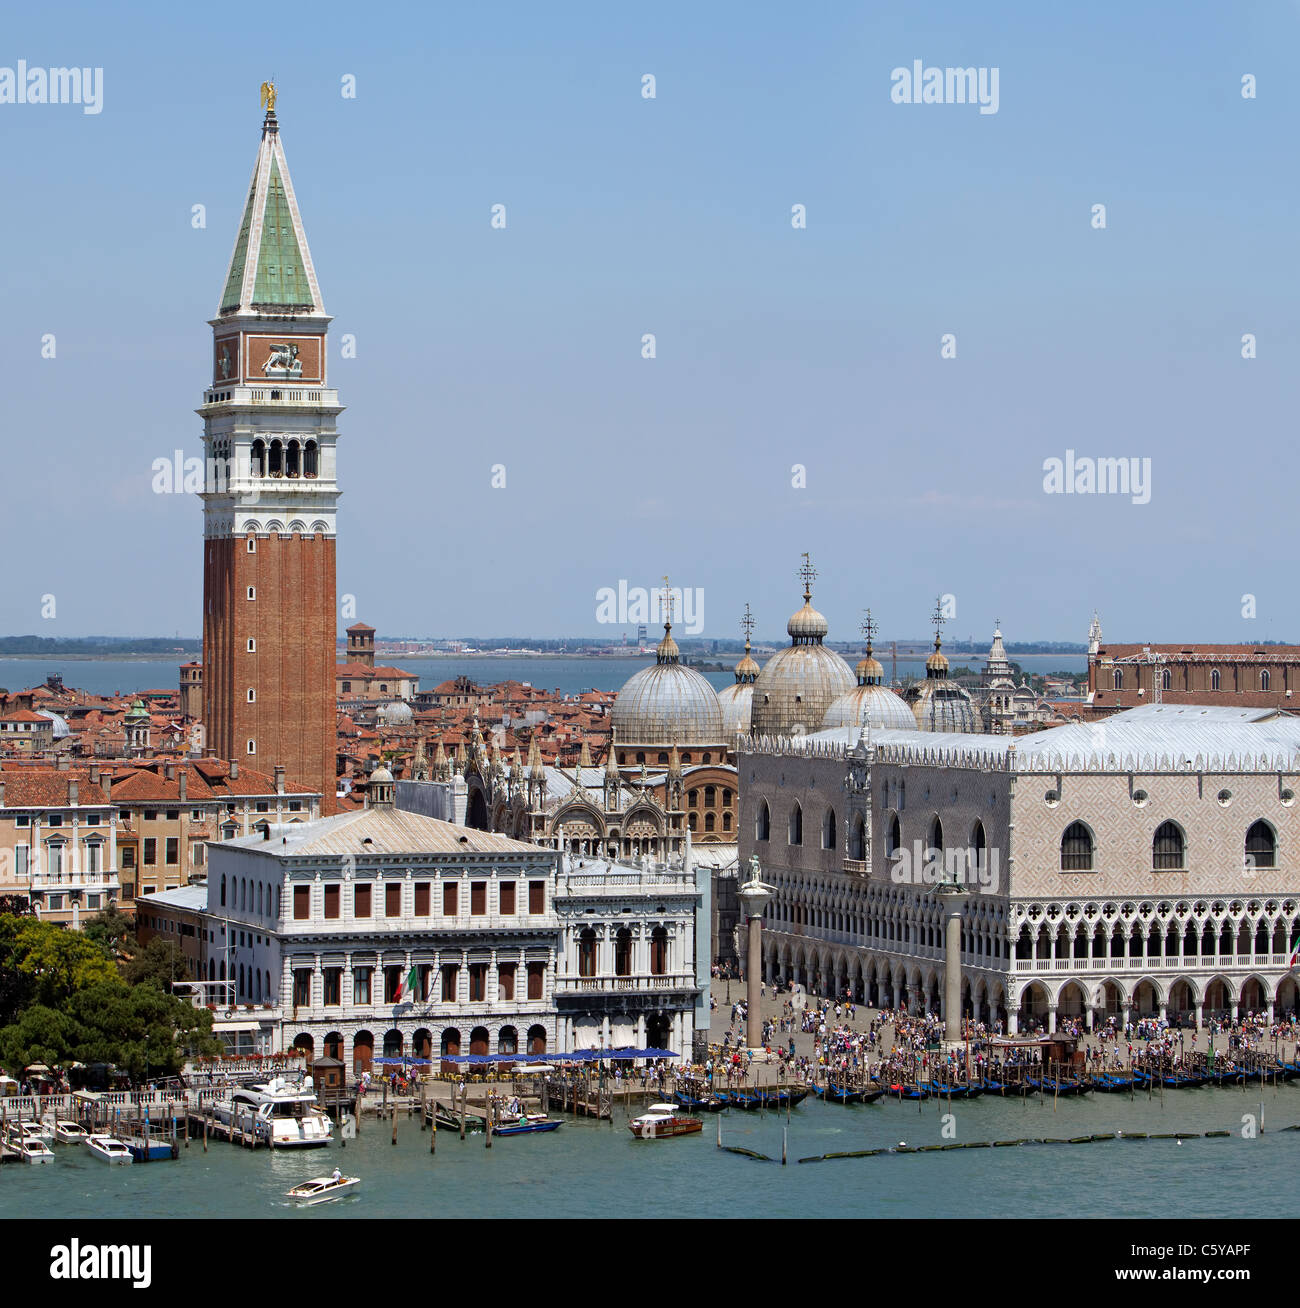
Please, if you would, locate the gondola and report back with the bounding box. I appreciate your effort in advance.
[1090,1073,1136,1093]
[811,1082,862,1104]
[886,1083,930,1101]
[1029,1077,1085,1096]
[673,1091,726,1113]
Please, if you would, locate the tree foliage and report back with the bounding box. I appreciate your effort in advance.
[0,915,221,1081]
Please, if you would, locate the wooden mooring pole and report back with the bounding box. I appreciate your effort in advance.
[459,1083,468,1140]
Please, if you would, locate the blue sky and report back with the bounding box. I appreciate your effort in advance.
[2,0,1296,645]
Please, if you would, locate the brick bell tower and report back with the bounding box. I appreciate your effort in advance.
[199,84,340,814]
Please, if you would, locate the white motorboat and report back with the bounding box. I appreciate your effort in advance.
[53,1121,89,1144]
[628,1103,703,1140]
[85,1134,133,1164]
[212,1074,332,1148]
[9,1133,55,1163]
[285,1174,360,1205]
[12,1118,55,1143]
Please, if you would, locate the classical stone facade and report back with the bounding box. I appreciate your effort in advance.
[741,705,1300,1032]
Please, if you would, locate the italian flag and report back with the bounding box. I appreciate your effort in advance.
[1289,936,1300,970]
[395,965,418,1003]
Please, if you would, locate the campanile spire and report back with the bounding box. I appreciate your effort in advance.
[198,88,341,814]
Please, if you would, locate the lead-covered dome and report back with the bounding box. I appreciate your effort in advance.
[750,564,854,738]
[611,620,725,746]
[822,628,912,731]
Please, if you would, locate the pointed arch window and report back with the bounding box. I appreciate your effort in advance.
[1246,820,1276,869]
[849,814,866,861]
[1261,670,1271,691]
[1113,669,1123,690]
[822,808,837,851]
[971,821,987,874]
[1152,821,1186,871]
[886,814,901,857]
[1211,668,1220,691]
[756,800,770,842]
[788,803,803,846]
[1060,821,1094,871]
[928,816,944,856]
[1161,668,1171,691]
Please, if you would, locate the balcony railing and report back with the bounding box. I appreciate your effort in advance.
[557,973,696,994]
[1014,954,1287,973]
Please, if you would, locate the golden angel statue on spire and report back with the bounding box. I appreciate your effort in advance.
[260,80,277,112]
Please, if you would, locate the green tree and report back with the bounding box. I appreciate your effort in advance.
[0,1004,76,1074]
[82,905,135,959]
[0,916,118,1024]
[122,936,192,993]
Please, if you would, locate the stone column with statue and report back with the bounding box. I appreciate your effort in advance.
[737,855,775,1049]
[937,875,970,1048]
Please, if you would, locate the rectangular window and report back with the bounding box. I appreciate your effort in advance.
[470,881,486,915]
[165,837,178,865]
[419,963,432,1001]
[442,882,458,916]
[385,883,401,917]
[441,965,459,1003]
[469,963,487,1001]
[86,843,102,873]
[86,894,101,910]
[323,967,341,1006]
[143,838,156,865]
[121,846,135,869]
[527,961,545,1000]
[353,883,371,918]
[499,882,516,915]
[413,882,430,916]
[293,885,310,920]
[323,885,340,919]
[353,967,372,1006]
[47,814,63,827]
[528,880,544,914]
[292,969,311,1007]
[47,894,64,911]
[194,844,205,867]
[384,965,402,1003]
[498,963,516,1001]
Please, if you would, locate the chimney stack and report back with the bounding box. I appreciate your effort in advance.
[229,759,239,780]
[89,764,100,785]
[0,779,5,807]
[101,773,111,804]
[178,770,187,802]
[57,755,70,771]
[164,761,174,783]
[274,765,285,796]
[68,779,78,806]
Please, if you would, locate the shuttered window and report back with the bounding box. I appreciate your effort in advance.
[471,881,486,915]
[354,884,371,918]
[499,882,516,915]
[528,880,544,914]
[385,884,401,917]
[414,882,430,916]
[293,886,310,920]
[323,885,340,918]
[443,882,458,916]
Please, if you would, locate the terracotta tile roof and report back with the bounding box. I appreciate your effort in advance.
[0,768,110,806]
[1098,644,1300,660]
[1,710,53,723]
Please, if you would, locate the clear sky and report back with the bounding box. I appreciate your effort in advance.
[2,1,1296,646]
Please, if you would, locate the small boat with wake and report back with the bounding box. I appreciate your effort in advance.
[285,1172,360,1206]
[629,1103,703,1140]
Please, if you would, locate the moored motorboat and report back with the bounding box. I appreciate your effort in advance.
[85,1134,133,1164]
[7,1132,54,1163]
[12,1119,55,1143]
[629,1103,703,1139]
[211,1074,332,1148]
[53,1121,89,1144]
[285,1174,360,1205]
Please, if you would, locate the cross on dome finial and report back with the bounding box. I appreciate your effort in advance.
[799,552,817,602]
[931,595,946,651]
[740,603,755,651]
[660,575,674,631]
[861,608,877,655]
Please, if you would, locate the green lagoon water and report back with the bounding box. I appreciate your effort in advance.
[4,1085,1296,1220]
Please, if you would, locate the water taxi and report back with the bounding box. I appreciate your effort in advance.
[212,1074,332,1148]
[53,1121,89,1144]
[7,1131,54,1163]
[628,1103,703,1139]
[85,1134,133,1164]
[11,1118,55,1143]
[285,1174,360,1206]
